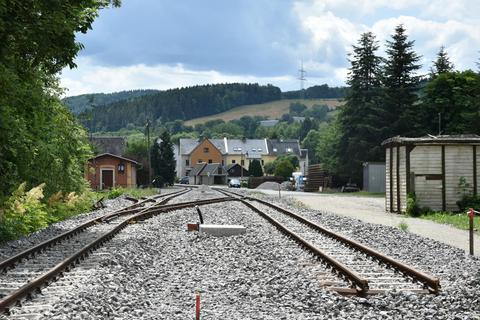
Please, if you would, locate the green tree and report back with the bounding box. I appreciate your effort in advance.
[263,162,276,175]
[337,31,385,182]
[430,46,454,77]
[383,24,422,137]
[419,71,480,135]
[248,159,263,177]
[301,129,321,164]
[0,1,120,202]
[315,119,342,175]
[289,102,307,115]
[299,117,314,141]
[274,160,294,180]
[151,131,176,187]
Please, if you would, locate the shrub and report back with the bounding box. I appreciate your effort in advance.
[406,193,421,217]
[106,187,126,199]
[398,220,409,231]
[274,160,295,180]
[457,195,480,212]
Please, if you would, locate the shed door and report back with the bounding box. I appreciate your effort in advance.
[102,170,114,190]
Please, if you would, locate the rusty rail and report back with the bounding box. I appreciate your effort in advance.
[0,194,232,313]
[216,188,440,294]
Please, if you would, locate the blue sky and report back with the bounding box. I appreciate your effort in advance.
[60,0,480,96]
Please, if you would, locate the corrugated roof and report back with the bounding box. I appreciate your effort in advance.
[382,134,480,146]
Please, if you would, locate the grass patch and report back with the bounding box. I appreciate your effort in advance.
[418,212,480,233]
[315,190,385,198]
[184,99,344,126]
[398,220,409,231]
[96,187,159,200]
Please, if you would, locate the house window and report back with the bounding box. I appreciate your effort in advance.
[186,159,190,166]
[252,148,256,152]
[258,148,262,152]
[286,148,293,153]
[273,148,278,152]
[232,160,236,164]
[203,147,209,153]
[241,160,245,166]
[198,159,203,163]
[208,159,212,163]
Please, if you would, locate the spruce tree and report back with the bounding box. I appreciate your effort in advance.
[151,131,176,187]
[337,31,384,183]
[383,24,422,137]
[248,159,263,177]
[431,46,454,77]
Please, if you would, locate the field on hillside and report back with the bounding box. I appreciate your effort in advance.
[184,98,344,126]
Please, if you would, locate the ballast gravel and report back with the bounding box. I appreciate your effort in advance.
[3,188,480,319]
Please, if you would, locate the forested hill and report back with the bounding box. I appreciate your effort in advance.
[68,83,346,132]
[63,89,159,114]
[78,83,282,132]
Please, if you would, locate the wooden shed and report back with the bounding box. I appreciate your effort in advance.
[85,153,139,190]
[382,135,480,213]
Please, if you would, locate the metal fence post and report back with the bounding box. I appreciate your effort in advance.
[468,208,475,255]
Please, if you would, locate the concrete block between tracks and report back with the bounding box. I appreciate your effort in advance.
[199,224,246,236]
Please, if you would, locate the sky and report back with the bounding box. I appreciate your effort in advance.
[60,0,480,97]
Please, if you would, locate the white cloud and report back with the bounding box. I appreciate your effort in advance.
[60,58,296,97]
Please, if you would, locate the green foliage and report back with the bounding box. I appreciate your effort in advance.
[282,84,346,99]
[0,183,96,242]
[106,188,125,199]
[289,102,307,115]
[418,71,480,135]
[151,131,176,187]
[457,195,480,212]
[301,129,321,164]
[274,160,295,180]
[419,211,480,233]
[263,162,276,175]
[303,104,329,120]
[398,220,409,231]
[248,159,263,177]
[82,83,282,132]
[406,193,421,217]
[430,46,454,77]
[315,119,342,174]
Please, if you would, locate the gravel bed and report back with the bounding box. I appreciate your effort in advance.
[4,189,480,319]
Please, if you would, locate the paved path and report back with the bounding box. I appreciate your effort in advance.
[250,189,480,256]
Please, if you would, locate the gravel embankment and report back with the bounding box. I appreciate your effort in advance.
[3,188,480,319]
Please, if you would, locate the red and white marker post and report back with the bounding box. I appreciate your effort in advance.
[468,208,475,255]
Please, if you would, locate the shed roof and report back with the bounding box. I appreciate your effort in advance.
[189,163,206,176]
[199,163,226,176]
[89,153,139,165]
[382,134,480,147]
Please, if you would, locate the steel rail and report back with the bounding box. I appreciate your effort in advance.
[239,199,369,293]
[0,195,232,313]
[0,188,189,272]
[247,196,440,294]
[216,188,440,294]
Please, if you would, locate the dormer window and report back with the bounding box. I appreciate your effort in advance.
[252,148,256,152]
[258,148,262,152]
[286,148,293,153]
[273,148,277,152]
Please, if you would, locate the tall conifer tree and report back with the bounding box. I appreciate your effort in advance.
[431,46,454,77]
[383,24,422,137]
[337,31,384,183]
[151,131,176,187]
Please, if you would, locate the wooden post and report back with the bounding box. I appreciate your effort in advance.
[441,145,446,212]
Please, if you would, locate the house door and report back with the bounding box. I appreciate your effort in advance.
[102,170,114,189]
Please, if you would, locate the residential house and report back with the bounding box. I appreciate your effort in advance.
[85,153,138,190]
[188,162,227,185]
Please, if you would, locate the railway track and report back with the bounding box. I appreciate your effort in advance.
[216,188,440,295]
[0,187,235,314]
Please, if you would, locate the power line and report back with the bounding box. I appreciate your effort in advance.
[298,60,306,99]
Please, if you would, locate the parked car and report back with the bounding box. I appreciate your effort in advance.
[179,176,190,184]
[228,178,241,188]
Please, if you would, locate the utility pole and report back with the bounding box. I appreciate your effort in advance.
[438,112,442,136]
[146,119,152,187]
[298,60,307,99]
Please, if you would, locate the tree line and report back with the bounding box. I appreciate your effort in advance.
[310,25,480,184]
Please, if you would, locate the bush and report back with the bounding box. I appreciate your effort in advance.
[406,193,421,217]
[106,187,126,199]
[0,183,96,243]
[457,195,480,212]
[274,160,295,180]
